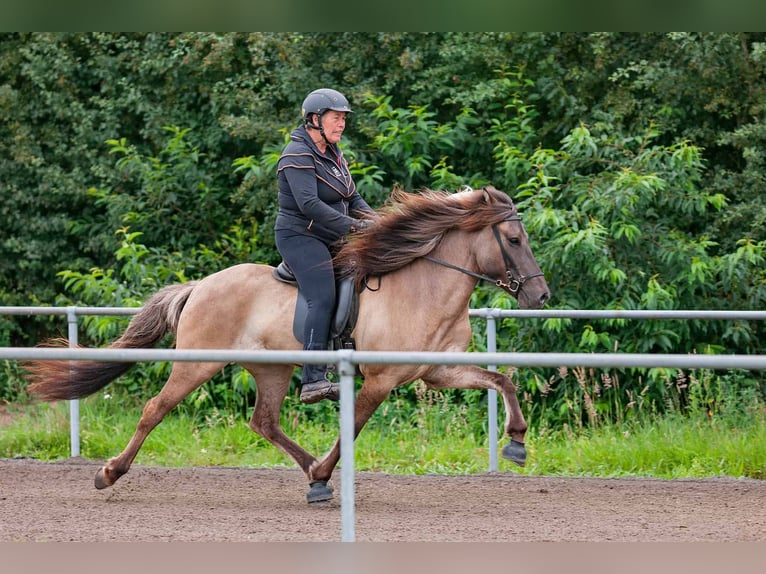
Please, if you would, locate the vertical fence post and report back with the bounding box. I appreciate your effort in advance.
[486,309,499,472]
[66,306,80,458]
[338,350,356,542]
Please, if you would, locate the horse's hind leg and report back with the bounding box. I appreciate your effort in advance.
[422,365,528,466]
[244,363,318,476]
[94,360,225,489]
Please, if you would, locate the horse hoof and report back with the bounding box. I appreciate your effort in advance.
[94,468,113,490]
[501,440,527,467]
[307,480,334,504]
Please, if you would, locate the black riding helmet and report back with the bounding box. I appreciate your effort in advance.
[301,88,352,143]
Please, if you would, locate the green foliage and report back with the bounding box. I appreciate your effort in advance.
[84,126,236,253]
[3,32,766,430]
[0,360,29,404]
[5,32,766,307]
[359,94,479,192]
[477,117,766,421]
[20,126,272,405]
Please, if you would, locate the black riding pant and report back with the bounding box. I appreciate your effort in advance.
[275,229,336,383]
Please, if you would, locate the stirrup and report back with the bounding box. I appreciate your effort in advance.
[300,380,340,404]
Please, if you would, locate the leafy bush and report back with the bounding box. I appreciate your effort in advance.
[4,39,766,427]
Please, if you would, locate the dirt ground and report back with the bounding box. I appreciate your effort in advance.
[0,457,764,542]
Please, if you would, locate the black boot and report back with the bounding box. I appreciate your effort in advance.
[300,363,340,404]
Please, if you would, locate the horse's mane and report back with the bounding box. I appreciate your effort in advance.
[335,186,518,287]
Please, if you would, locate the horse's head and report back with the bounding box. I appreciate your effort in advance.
[335,186,550,308]
[472,187,550,309]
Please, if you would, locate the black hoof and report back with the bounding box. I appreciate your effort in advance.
[94,467,113,490]
[501,440,527,467]
[307,480,334,504]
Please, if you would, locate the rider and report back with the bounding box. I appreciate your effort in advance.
[275,88,374,404]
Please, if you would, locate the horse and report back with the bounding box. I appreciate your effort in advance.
[24,186,550,504]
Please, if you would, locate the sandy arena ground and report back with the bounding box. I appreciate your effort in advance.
[0,457,764,542]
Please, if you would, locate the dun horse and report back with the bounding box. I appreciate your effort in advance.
[25,186,550,503]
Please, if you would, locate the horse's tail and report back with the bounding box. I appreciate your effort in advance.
[25,281,199,402]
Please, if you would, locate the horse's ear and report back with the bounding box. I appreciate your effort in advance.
[389,185,406,204]
[482,186,497,203]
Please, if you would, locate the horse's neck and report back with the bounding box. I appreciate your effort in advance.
[394,230,478,314]
[356,231,478,351]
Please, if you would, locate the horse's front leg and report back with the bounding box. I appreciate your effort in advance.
[308,373,395,504]
[422,365,528,466]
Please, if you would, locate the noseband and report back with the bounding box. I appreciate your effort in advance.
[423,216,545,295]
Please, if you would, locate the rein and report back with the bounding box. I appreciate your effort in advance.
[423,216,544,295]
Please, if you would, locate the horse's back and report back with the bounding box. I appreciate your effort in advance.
[176,263,300,351]
[200,262,272,282]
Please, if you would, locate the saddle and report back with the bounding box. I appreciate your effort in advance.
[271,261,360,352]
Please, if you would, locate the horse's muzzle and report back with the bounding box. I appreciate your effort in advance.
[517,280,550,309]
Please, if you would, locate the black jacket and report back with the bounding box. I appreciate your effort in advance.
[275,125,373,245]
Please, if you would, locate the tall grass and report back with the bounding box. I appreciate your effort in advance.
[2,375,764,479]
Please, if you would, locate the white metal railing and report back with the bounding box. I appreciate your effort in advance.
[467,307,766,472]
[6,306,766,464]
[3,306,766,541]
[5,305,766,464]
[7,305,765,463]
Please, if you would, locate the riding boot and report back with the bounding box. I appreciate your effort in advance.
[300,362,340,404]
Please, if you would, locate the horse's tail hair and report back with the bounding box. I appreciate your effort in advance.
[25,281,199,402]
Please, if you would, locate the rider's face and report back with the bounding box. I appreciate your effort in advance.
[320,111,347,144]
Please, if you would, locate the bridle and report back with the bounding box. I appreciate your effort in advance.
[423,216,545,295]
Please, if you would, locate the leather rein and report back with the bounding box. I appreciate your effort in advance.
[423,216,545,295]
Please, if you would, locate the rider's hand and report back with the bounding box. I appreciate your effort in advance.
[351,219,371,233]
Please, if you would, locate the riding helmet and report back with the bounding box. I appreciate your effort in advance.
[301,88,353,121]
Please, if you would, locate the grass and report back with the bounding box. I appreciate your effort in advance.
[1,396,764,479]
[525,416,766,479]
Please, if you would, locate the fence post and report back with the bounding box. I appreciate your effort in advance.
[338,350,356,542]
[485,309,499,472]
[66,307,80,458]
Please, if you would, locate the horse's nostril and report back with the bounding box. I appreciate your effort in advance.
[540,292,550,306]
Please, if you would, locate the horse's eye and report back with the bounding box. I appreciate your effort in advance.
[508,236,521,246]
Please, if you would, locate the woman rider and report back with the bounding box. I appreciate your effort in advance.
[275,88,374,404]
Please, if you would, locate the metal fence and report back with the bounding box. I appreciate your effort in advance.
[8,305,764,462]
[3,305,766,541]
[467,307,766,472]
